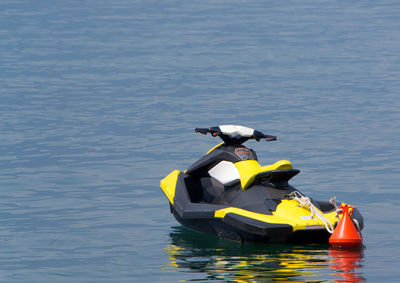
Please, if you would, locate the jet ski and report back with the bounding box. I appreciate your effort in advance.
[160,125,364,244]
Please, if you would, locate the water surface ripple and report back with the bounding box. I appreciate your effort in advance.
[0,0,399,282]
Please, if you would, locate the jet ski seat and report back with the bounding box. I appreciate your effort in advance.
[235,160,294,190]
[208,159,294,191]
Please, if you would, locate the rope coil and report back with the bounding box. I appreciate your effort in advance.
[287,191,335,234]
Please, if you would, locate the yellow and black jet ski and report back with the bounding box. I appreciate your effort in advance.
[160,125,364,244]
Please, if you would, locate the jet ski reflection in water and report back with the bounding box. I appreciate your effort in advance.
[165,227,364,282]
[161,125,364,244]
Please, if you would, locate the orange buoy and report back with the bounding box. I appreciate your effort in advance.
[329,205,362,247]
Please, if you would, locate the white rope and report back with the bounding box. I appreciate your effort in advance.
[287,191,335,234]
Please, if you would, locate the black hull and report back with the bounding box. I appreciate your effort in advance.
[171,204,331,244]
[165,172,363,244]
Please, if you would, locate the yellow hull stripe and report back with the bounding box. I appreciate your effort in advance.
[215,199,337,231]
[206,142,225,155]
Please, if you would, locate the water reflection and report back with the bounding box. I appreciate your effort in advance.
[329,248,364,283]
[165,226,364,282]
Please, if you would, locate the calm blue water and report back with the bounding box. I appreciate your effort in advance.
[1,0,399,282]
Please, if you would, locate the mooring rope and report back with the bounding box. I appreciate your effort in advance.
[287,191,335,234]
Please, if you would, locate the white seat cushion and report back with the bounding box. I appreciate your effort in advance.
[208,161,240,186]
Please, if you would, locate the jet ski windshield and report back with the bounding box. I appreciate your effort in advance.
[195,125,277,145]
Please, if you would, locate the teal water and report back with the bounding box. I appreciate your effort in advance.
[1,0,399,282]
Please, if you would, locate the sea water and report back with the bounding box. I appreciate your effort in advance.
[0,0,399,281]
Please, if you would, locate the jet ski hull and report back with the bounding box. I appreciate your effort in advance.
[163,171,363,244]
[171,204,334,243]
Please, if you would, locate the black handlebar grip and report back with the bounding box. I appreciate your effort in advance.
[264,135,277,141]
[195,128,209,134]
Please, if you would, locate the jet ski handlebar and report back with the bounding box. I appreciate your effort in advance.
[195,127,221,136]
[254,131,277,142]
[195,125,277,144]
